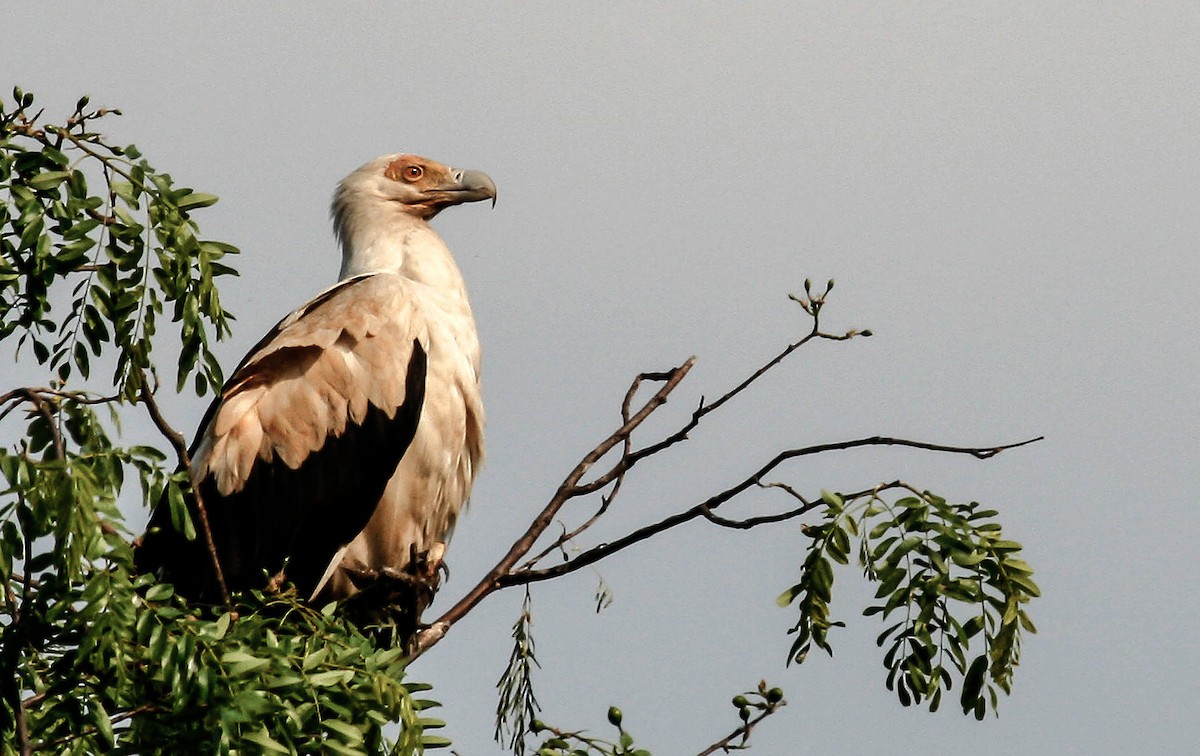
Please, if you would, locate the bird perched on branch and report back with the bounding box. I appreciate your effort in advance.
[136,154,494,614]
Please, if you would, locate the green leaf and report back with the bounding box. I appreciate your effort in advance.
[326,719,365,743]
[309,669,355,687]
[175,192,220,211]
[776,584,802,608]
[1007,573,1041,598]
[145,582,174,602]
[986,539,1024,552]
[820,489,844,509]
[960,655,988,714]
[242,728,290,754]
[28,170,71,190]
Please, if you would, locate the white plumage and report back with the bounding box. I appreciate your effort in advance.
[137,154,494,604]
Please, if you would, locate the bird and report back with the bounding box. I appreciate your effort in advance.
[135,154,494,609]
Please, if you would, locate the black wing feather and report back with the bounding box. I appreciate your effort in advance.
[136,340,427,603]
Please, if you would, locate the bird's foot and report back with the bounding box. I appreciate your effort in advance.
[339,544,451,648]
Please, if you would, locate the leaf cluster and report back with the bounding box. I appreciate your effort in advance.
[0,87,236,399]
[778,487,1039,718]
[495,588,542,755]
[0,393,448,753]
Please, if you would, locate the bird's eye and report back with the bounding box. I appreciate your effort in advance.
[404,165,424,181]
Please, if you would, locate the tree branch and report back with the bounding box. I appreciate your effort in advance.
[137,377,231,609]
[501,436,1041,586]
[411,278,1039,656]
[410,359,696,656]
[518,367,647,570]
[34,703,157,752]
[526,292,869,555]
[695,702,784,756]
[7,389,66,461]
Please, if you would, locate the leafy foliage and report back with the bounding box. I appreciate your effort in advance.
[496,589,542,755]
[0,90,446,754]
[0,86,235,399]
[777,486,1039,718]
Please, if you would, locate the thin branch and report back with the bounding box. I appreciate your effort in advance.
[19,390,64,462]
[13,684,30,756]
[410,359,696,657]
[0,387,121,425]
[700,480,907,530]
[569,315,864,499]
[520,308,861,566]
[696,480,818,529]
[502,436,1042,586]
[34,703,157,752]
[137,377,231,609]
[695,702,785,756]
[412,284,1037,656]
[19,692,46,710]
[518,368,645,570]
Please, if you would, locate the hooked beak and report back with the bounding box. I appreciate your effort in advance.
[439,168,497,208]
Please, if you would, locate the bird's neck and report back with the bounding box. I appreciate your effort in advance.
[334,201,464,292]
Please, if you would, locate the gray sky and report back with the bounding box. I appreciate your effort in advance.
[5,3,1198,753]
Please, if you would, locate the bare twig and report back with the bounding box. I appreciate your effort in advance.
[518,368,646,570]
[137,377,231,609]
[501,436,1041,586]
[0,387,121,425]
[519,311,860,569]
[695,702,785,756]
[556,310,864,516]
[413,303,1037,656]
[410,359,696,656]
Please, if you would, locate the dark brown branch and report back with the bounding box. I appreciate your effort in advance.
[0,387,122,426]
[568,315,864,499]
[18,390,65,462]
[502,436,1042,586]
[34,703,157,752]
[13,680,30,756]
[695,701,785,756]
[699,502,811,530]
[520,307,864,566]
[410,359,696,656]
[757,480,812,505]
[700,480,909,530]
[412,285,1037,656]
[137,378,231,609]
[518,367,646,570]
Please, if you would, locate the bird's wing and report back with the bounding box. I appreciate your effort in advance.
[138,273,429,600]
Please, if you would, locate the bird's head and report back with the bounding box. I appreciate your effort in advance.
[335,153,497,223]
[331,154,497,279]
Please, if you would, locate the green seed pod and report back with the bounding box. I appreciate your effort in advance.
[607,706,623,727]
